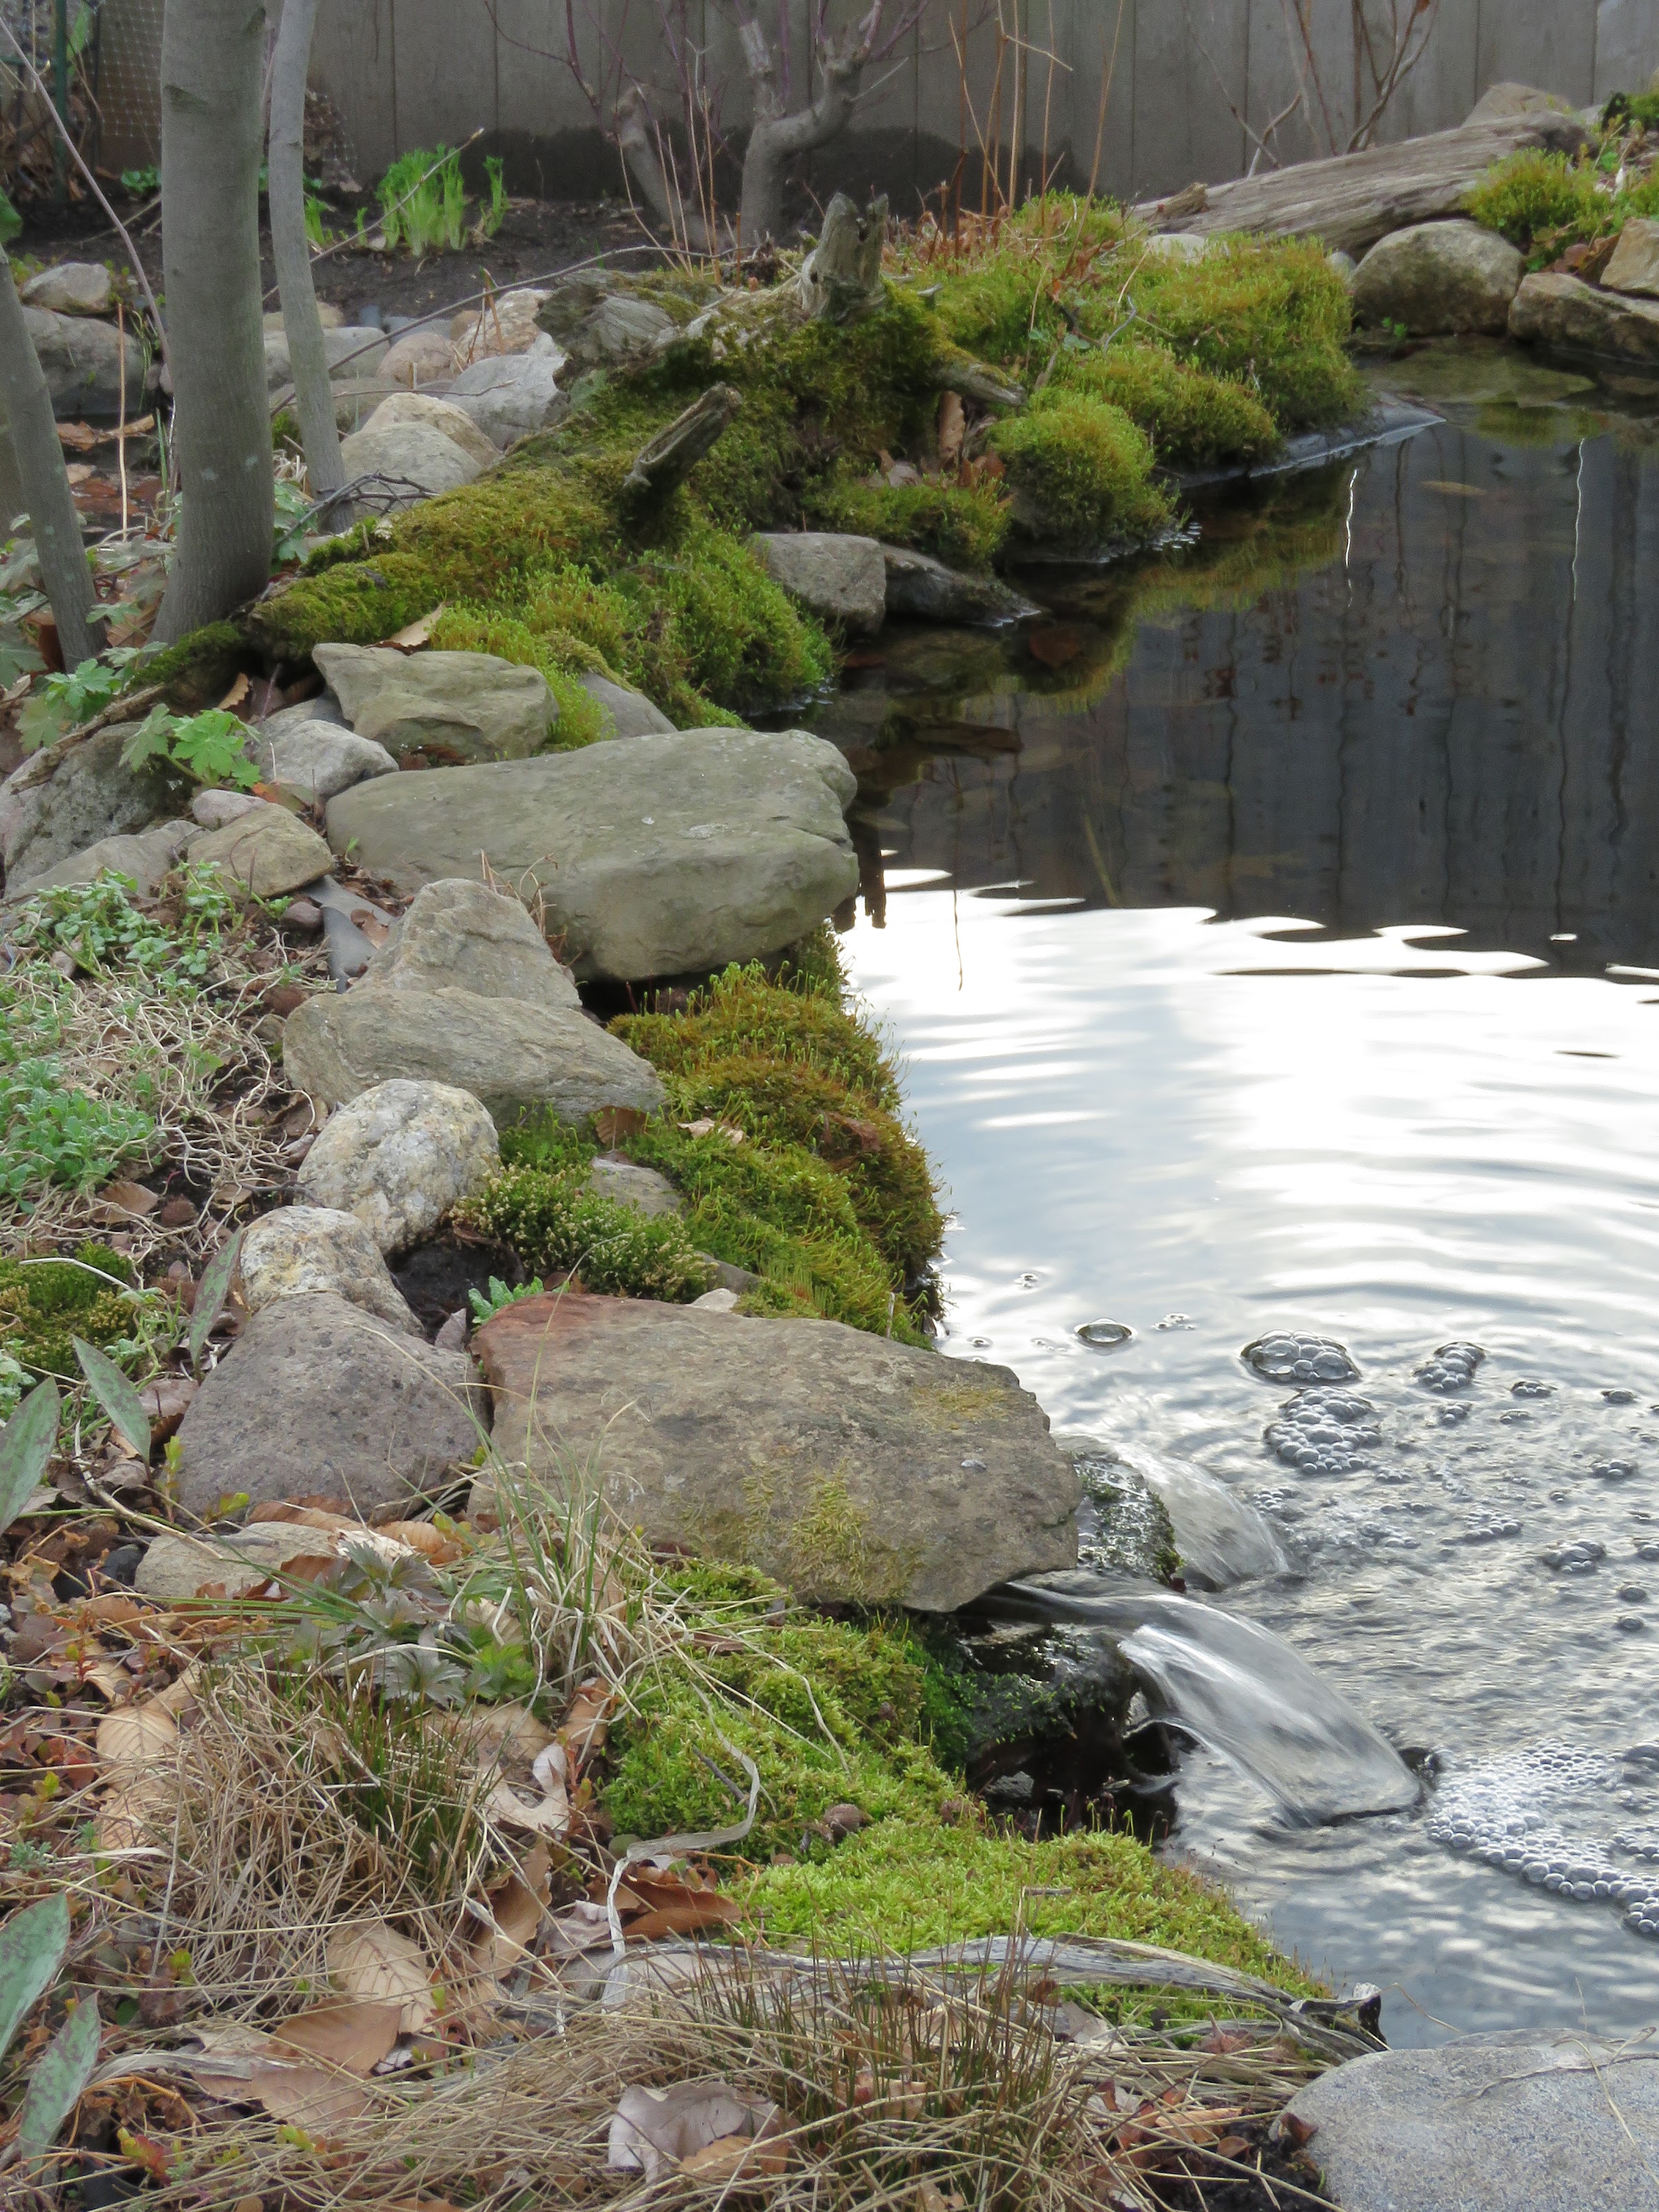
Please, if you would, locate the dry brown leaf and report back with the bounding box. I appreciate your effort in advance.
[680,2131,789,2184]
[95,1770,174,1850]
[592,1105,648,1146]
[542,1900,615,1958]
[914,2184,964,2212]
[96,1700,178,1772]
[64,461,95,485]
[272,2000,402,2076]
[56,420,99,450]
[140,1375,199,1439]
[937,389,966,471]
[153,1663,203,1716]
[384,606,444,650]
[461,1700,554,1776]
[485,1776,571,1839]
[80,1657,131,1699]
[377,1519,461,1563]
[469,1848,550,1980]
[556,1679,615,1770]
[328,1924,437,2034]
[216,673,252,713]
[95,1177,158,1218]
[608,2081,782,2186]
[196,2056,371,2133]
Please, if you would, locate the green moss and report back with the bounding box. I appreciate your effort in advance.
[744,1817,1314,1989]
[1123,239,1362,431]
[1465,149,1611,261]
[456,1164,713,1301]
[0,1242,138,1382]
[142,622,249,711]
[1057,344,1280,469]
[425,604,613,749]
[991,392,1172,552]
[614,962,901,1105]
[807,471,1010,571]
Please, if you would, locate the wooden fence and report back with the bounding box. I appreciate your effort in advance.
[95,0,1659,212]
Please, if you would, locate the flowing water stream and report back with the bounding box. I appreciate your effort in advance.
[800,342,1659,2045]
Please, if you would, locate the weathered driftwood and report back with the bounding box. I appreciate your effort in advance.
[798,191,890,324]
[621,383,743,500]
[1135,111,1591,257]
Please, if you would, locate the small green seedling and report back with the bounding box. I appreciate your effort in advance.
[120,706,260,791]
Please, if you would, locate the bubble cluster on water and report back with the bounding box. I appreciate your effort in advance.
[1427,1741,1659,1938]
[1265,1388,1380,1476]
[1512,1378,1553,1399]
[1416,1342,1487,1393]
[1541,1539,1606,1572]
[1076,1319,1134,1350]
[1243,1332,1360,1386]
[1593,1459,1638,1483]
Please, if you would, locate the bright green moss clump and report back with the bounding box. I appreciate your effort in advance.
[1464,147,1659,268]
[0,1242,137,1382]
[991,393,1171,554]
[478,955,942,1339]
[1065,344,1280,469]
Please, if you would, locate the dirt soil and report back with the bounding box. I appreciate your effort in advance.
[14,189,660,334]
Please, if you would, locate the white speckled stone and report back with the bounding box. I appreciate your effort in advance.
[238,1204,421,1332]
[297,1078,499,1255]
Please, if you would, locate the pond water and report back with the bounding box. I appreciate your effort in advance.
[812,341,1659,2045]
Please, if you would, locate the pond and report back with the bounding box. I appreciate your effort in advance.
[810,341,1659,2046]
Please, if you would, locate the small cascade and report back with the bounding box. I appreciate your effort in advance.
[988,1574,1420,1825]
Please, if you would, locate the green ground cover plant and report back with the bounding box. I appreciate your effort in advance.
[1465,146,1659,266]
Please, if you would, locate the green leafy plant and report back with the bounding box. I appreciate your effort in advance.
[303,193,333,250]
[120,705,260,790]
[0,1037,153,1200]
[0,1377,60,1539]
[467,1273,545,1324]
[19,648,147,752]
[120,163,160,197]
[476,154,508,240]
[0,1892,69,2065]
[8,865,239,978]
[273,480,315,565]
[0,190,20,245]
[377,145,467,255]
[74,1335,151,1460]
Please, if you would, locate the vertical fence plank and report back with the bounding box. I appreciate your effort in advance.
[1132,0,1247,200]
[393,0,498,158]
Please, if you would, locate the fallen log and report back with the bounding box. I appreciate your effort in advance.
[1134,111,1591,258]
[621,384,742,502]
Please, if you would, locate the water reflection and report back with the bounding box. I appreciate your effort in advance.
[811,350,1659,2045]
[818,351,1659,972]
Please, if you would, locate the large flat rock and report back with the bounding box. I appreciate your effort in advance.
[324,728,859,982]
[0,724,171,889]
[1286,2032,1659,2212]
[1510,272,1659,362]
[282,983,664,1123]
[476,1293,1080,1611]
[314,645,555,764]
[174,1291,482,1519]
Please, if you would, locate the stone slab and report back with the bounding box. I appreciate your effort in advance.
[324,727,859,982]
[476,1292,1080,1611]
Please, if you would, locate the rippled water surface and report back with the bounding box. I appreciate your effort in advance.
[810,346,1659,2043]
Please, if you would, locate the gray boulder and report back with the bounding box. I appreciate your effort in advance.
[237,1204,421,1332]
[173,1292,483,1519]
[313,644,556,763]
[1465,82,1575,124]
[881,544,1040,626]
[1510,271,1659,361]
[297,1078,500,1254]
[337,420,483,508]
[477,1291,1081,1611]
[282,985,665,1124]
[578,672,674,738]
[568,292,675,370]
[588,1154,682,1217]
[259,693,347,737]
[24,307,146,417]
[3,818,195,903]
[252,716,398,805]
[753,531,886,639]
[190,789,262,830]
[446,336,568,449]
[362,391,500,471]
[21,261,116,316]
[364,877,581,1012]
[1285,2030,1659,2212]
[324,727,859,982]
[264,323,386,391]
[186,803,334,899]
[1352,219,1522,335]
[0,723,171,889]
[1603,215,1659,300]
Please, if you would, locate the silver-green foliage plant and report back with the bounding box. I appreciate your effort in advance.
[377,145,467,254]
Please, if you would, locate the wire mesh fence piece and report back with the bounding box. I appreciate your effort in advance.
[0,0,162,199]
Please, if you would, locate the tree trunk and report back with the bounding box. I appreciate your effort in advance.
[738,28,869,247]
[0,250,95,664]
[798,193,889,323]
[153,0,272,643]
[265,0,342,495]
[617,86,715,255]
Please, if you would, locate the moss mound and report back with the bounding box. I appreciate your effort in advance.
[0,1241,137,1382]
[1465,147,1659,268]
[247,200,1365,728]
[474,953,941,1339]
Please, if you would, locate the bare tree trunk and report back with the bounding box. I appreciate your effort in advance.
[0,250,95,664]
[738,19,872,246]
[153,0,272,644]
[265,0,342,494]
[617,85,716,253]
